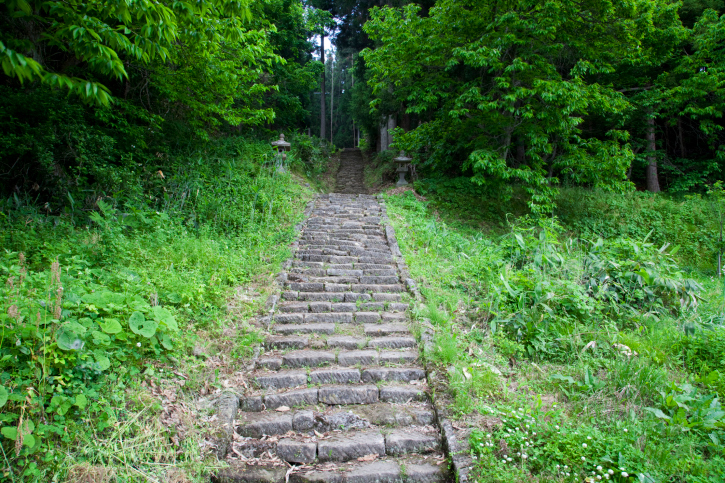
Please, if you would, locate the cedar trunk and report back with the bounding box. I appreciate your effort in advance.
[645,113,660,193]
[320,34,326,140]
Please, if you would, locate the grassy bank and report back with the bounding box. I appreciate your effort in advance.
[0,137,331,481]
[384,186,725,482]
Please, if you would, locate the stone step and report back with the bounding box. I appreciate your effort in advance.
[236,403,436,438]
[282,292,404,303]
[277,301,408,314]
[255,349,419,371]
[286,282,405,294]
[264,335,417,351]
[364,324,410,336]
[241,383,428,411]
[215,460,447,483]
[273,323,335,335]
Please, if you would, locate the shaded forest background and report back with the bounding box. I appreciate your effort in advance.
[2,0,725,213]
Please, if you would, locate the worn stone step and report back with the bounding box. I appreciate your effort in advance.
[282,350,335,368]
[310,368,361,384]
[361,367,426,383]
[236,403,434,439]
[327,335,366,349]
[379,350,419,364]
[364,324,409,337]
[380,385,428,403]
[253,370,307,390]
[264,336,309,350]
[318,385,379,405]
[385,429,441,455]
[273,323,335,335]
[368,336,417,349]
[286,460,447,483]
[317,430,385,462]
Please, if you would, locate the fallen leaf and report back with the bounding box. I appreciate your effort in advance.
[314,430,324,438]
[357,454,378,462]
[276,406,291,412]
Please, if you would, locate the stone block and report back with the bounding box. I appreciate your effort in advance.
[310,368,360,384]
[317,431,385,462]
[385,430,439,455]
[361,368,425,383]
[282,351,335,368]
[337,350,379,366]
[277,439,316,463]
[318,385,378,405]
[264,388,318,409]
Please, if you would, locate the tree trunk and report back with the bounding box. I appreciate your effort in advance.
[330,53,334,143]
[320,34,326,140]
[645,112,660,193]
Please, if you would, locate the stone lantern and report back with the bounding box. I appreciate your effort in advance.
[271,134,291,172]
[394,151,412,187]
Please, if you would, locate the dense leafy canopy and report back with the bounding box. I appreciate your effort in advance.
[361,0,702,210]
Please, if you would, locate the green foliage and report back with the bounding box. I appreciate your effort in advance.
[0,0,258,106]
[557,188,719,270]
[645,383,725,438]
[385,187,725,480]
[470,399,656,483]
[363,0,685,210]
[0,136,313,477]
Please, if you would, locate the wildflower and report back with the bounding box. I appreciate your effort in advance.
[582,457,586,461]
[604,475,610,480]
[623,428,628,433]
[587,436,592,440]
[597,466,602,471]
[596,477,602,481]
[582,443,588,448]
[137,342,142,347]
[566,472,570,476]
[522,454,528,460]
[621,472,628,478]
[608,470,614,475]
[556,465,560,469]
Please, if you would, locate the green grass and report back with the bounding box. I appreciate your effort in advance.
[0,137,321,481]
[384,186,725,483]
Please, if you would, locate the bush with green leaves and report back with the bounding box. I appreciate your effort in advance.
[0,135,313,478]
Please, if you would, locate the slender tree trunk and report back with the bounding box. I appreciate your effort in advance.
[320,34,326,140]
[330,53,334,143]
[645,111,660,193]
[678,117,686,159]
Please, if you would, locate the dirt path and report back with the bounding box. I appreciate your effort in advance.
[214,193,450,482]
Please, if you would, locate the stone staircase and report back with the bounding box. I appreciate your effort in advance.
[335,149,368,194]
[213,193,450,483]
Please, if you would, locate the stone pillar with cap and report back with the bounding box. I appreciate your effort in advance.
[394,152,412,187]
[271,134,291,172]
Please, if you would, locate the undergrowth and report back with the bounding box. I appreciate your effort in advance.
[386,187,725,483]
[0,136,319,481]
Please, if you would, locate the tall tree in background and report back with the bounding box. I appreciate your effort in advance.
[363,0,687,210]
